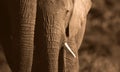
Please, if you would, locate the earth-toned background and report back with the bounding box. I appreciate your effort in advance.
[79,0,120,72]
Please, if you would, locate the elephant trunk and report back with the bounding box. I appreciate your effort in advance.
[46,26,63,72]
[46,27,62,72]
[35,1,68,71]
[18,0,37,72]
[42,11,64,72]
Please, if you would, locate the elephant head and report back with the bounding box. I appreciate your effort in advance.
[32,0,92,72]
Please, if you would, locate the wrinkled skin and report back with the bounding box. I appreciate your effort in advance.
[0,0,91,72]
[1,0,37,72]
[32,0,91,72]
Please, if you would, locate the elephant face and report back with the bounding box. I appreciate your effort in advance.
[32,0,92,72]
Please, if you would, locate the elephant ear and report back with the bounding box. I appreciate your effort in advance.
[69,0,92,38]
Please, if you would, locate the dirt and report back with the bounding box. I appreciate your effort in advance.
[79,0,120,72]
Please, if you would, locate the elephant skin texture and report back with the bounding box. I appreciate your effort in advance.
[0,0,91,72]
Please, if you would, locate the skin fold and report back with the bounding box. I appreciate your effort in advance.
[0,0,91,72]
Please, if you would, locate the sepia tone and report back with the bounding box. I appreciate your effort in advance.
[79,0,120,72]
[0,0,120,72]
[0,0,91,72]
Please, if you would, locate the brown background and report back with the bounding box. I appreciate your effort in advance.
[79,0,120,72]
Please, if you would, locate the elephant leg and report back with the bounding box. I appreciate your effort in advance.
[6,0,37,71]
[17,0,37,72]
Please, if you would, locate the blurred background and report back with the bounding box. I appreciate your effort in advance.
[79,0,120,72]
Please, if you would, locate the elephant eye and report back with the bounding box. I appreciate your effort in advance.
[65,9,73,38]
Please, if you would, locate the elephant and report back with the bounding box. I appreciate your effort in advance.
[0,44,12,72]
[0,0,91,72]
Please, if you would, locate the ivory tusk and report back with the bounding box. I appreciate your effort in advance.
[64,42,76,58]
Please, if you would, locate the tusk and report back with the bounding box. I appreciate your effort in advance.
[64,42,76,58]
